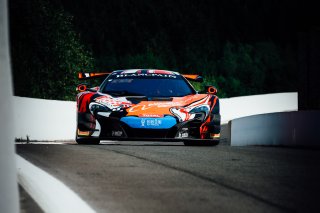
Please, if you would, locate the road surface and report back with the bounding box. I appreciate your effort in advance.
[16,138,320,213]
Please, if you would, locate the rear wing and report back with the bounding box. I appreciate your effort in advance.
[78,72,111,80]
[182,74,203,83]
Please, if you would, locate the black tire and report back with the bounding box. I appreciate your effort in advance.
[76,137,100,145]
[183,140,219,146]
[76,112,100,144]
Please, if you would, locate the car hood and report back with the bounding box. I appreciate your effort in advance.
[125,94,209,117]
[94,94,211,117]
[93,93,213,121]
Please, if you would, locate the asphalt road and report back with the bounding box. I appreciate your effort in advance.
[16,138,320,213]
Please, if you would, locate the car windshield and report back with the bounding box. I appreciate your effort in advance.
[100,75,195,97]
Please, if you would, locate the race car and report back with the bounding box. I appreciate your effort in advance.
[76,69,220,145]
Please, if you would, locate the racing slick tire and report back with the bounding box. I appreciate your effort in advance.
[183,140,219,146]
[76,137,100,145]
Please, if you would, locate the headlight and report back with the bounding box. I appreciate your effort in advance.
[189,105,210,120]
[171,105,211,122]
[189,105,210,114]
[89,103,111,115]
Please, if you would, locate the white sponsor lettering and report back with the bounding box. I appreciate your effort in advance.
[115,73,177,78]
[142,119,162,127]
[112,131,123,137]
[138,114,163,118]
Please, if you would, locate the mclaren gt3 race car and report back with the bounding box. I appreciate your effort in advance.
[76,69,220,145]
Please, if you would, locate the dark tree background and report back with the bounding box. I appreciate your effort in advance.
[9,0,317,101]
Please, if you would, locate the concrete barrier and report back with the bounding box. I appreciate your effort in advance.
[13,97,77,141]
[230,111,320,147]
[220,92,298,124]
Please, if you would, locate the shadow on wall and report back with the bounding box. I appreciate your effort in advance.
[230,111,320,147]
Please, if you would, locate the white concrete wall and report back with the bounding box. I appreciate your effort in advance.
[230,111,320,147]
[13,97,77,141]
[13,92,298,141]
[220,92,298,124]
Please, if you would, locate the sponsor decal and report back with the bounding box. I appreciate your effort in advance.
[128,101,187,113]
[121,116,176,129]
[127,95,208,113]
[148,70,176,75]
[141,118,162,127]
[94,96,132,110]
[112,131,123,137]
[177,127,189,138]
[115,73,177,78]
[125,94,213,120]
[138,114,164,118]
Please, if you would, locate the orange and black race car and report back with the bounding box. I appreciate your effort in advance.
[76,69,220,145]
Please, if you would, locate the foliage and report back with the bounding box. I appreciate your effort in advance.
[166,40,288,98]
[10,0,298,100]
[10,0,94,100]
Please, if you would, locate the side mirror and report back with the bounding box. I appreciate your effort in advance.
[76,84,99,92]
[89,86,99,92]
[76,84,87,92]
[205,85,218,95]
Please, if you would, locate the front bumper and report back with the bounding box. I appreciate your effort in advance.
[77,113,220,143]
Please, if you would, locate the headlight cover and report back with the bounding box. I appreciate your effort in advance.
[189,105,210,120]
[89,103,111,115]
